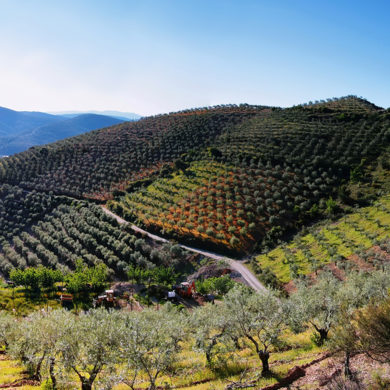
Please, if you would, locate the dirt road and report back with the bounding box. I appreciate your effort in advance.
[102,206,266,292]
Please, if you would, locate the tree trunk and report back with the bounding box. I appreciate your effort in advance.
[205,336,219,366]
[49,357,57,389]
[81,381,92,390]
[148,378,156,390]
[259,350,270,376]
[344,351,352,379]
[32,354,45,381]
[318,328,329,345]
[232,335,241,350]
[205,348,212,366]
[146,370,160,390]
[74,366,100,390]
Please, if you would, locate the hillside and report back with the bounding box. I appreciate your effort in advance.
[0,104,264,198]
[108,97,390,253]
[253,195,390,288]
[0,97,388,266]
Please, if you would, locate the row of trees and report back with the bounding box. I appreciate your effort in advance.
[254,197,390,285]
[126,264,178,287]
[8,262,109,302]
[112,106,389,253]
[0,185,59,242]
[1,269,389,389]
[118,161,324,251]
[0,201,189,278]
[0,305,184,390]
[193,269,390,372]
[1,101,389,258]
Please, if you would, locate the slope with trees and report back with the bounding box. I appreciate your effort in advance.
[253,195,390,286]
[110,98,390,252]
[0,200,191,278]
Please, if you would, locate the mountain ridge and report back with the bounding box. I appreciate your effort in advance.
[51,110,141,120]
[0,107,131,155]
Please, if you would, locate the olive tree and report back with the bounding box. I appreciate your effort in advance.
[59,308,122,390]
[339,269,390,309]
[118,304,185,390]
[331,294,390,381]
[223,286,286,375]
[191,302,232,367]
[0,311,17,350]
[289,273,341,345]
[290,271,390,345]
[9,309,72,386]
[329,308,361,380]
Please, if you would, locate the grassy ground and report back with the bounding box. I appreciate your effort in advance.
[0,355,39,389]
[111,329,324,390]
[0,284,62,315]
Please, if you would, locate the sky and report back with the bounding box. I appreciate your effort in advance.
[0,0,389,116]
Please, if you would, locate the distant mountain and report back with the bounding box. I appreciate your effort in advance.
[28,113,124,141]
[0,107,63,137]
[0,107,128,155]
[52,110,141,121]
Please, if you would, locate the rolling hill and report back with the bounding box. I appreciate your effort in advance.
[0,96,389,277]
[53,110,141,121]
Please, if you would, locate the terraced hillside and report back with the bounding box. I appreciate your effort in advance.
[0,96,389,273]
[253,195,390,286]
[110,160,315,252]
[109,97,390,252]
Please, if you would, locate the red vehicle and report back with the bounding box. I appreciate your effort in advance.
[175,281,196,298]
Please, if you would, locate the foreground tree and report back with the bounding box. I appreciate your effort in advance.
[60,308,121,390]
[10,309,72,386]
[330,308,361,380]
[331,297,390,382]
[223,286,286,375]
[0,311,17,351]
[289,273,340,345]
[290,271,390,345]
[119,304,185,389]
[191,303,232,367]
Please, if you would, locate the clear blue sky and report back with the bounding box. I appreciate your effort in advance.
[0,0,389,115]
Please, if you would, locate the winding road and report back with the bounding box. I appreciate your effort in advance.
[102,206,266,292]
